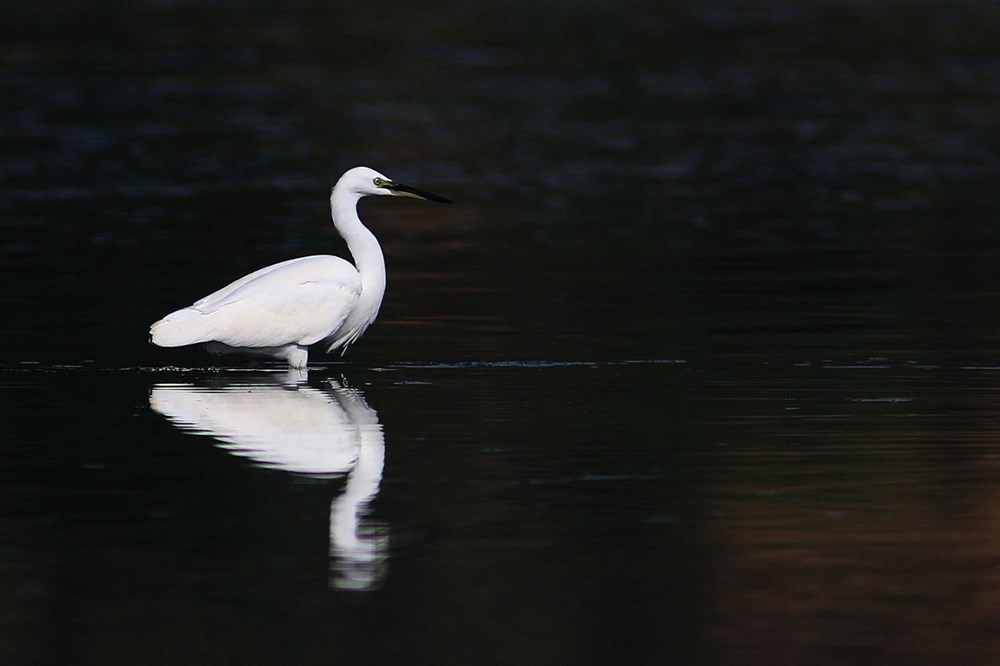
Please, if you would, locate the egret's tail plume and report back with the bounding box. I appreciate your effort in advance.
[150,308,211,347]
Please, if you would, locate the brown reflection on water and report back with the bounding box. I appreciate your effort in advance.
[701,377,1000,662]
[711,492,1000,661]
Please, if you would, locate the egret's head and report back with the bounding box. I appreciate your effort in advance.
[336,166,452,203]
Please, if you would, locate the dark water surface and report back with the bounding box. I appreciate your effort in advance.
[3,1,1000,663]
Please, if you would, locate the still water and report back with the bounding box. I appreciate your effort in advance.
[3,0,1000,663]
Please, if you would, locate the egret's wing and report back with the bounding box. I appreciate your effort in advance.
[156,255,362,349]
[209,282,358,347]
[193,255,353,312]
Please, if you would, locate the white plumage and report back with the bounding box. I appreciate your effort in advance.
[150,166,450,368]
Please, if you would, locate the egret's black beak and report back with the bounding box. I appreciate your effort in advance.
[387,181,452,204]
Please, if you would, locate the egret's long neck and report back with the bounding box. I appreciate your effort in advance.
[331,189,386,302]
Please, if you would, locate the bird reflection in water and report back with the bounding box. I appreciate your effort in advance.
[149,370,387,591]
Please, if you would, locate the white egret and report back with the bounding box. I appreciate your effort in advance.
[150,166,451,368]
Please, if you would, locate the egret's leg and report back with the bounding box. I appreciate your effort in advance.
[285,345,309,369]
[281,368,309,384]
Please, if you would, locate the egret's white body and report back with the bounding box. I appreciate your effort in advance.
[150,166,450,368]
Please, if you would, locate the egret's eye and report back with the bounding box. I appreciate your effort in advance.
[373,177,385,187]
